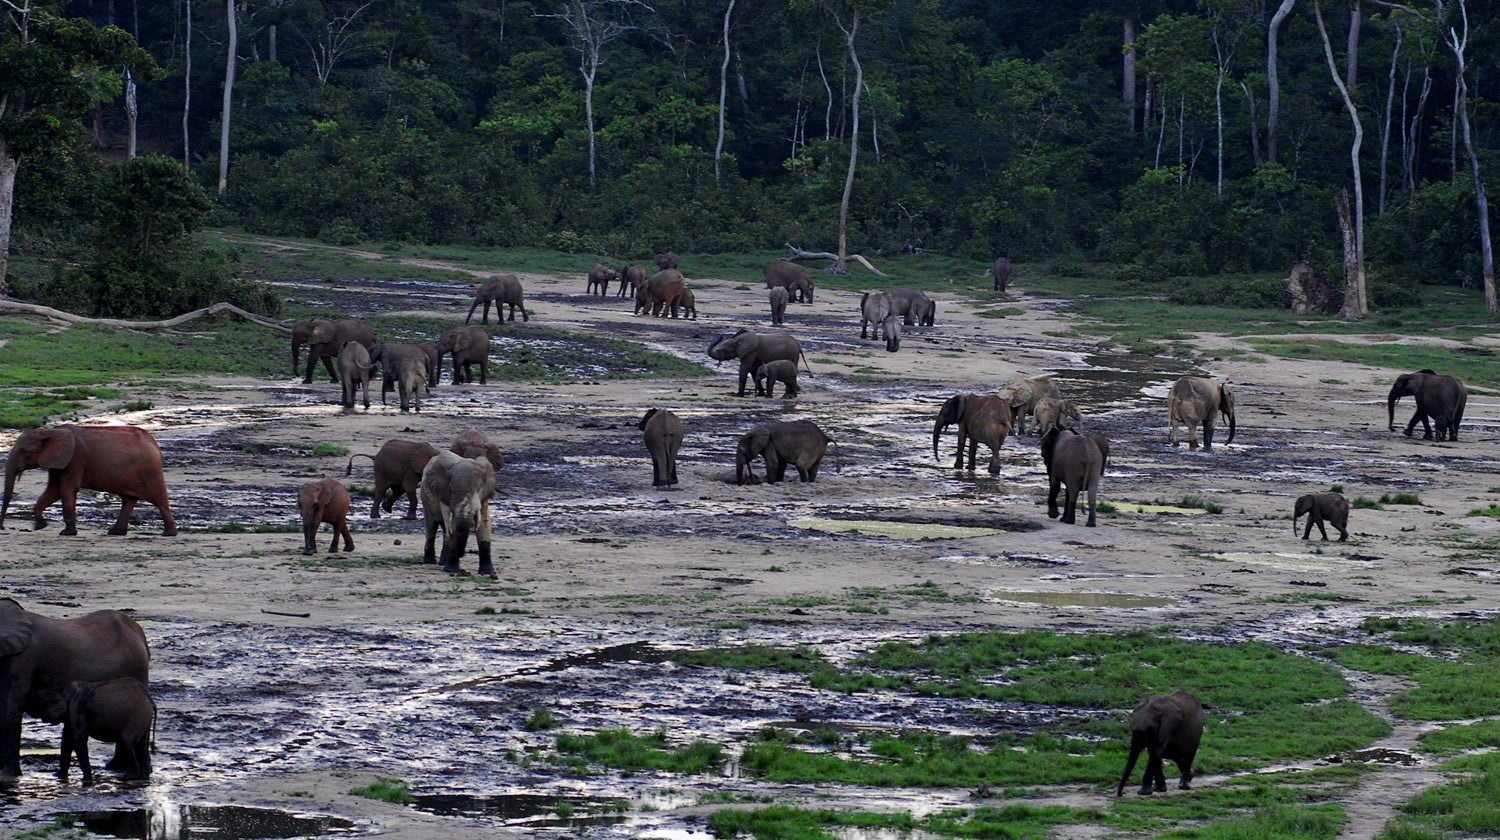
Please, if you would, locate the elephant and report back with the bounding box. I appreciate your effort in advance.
[418,341,441,392]
[1387,369,1466,442]
[347,439,440,519]
[636,269,688,318]
[2,424,177,536]
[654,251,680,270]
[768,286,789,326]
[763,261,815,303]
[338,340,372,409]
[467,273,529,324]
[421,451,497,578]
[885,287,936,327]
[618,264,648,298]
[39,677,156,784]
[736,420,835,485]
[368,343,428,412]
[998,376,1062,436]
[754,359,801,399]
[1031,397,1083,435]
[1168,376,1236,451]
[933,394,1012,475]
[860,292,901,353]
[0,598,151,779]
[707,329,811,397]
[1041,427,1104,527]
[449,427,506,472]
[298,477,353,556]
[1294,492,1349,542]
[679,287,698,320]
[290,318,332,377]
[639,408,684,489]
[438,325,491,385]
[297,319,375,385]
[586,263,619,296]
[1117,691,1204,796]
[991,257,1013,293]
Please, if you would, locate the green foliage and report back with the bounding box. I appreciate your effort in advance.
[348,778,414,804]
[524,707,556,731]
[553,728,723,774]
[1332,616,1500,721]
[1379,492,1422,506]
[1380,753,1500,838]
[312,444,349,457]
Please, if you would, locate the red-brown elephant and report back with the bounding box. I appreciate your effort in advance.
[2,424,177,536]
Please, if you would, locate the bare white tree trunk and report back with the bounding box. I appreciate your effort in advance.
[1403,64,1431,193]
[218,0,238,196]
[1124,16,1138,133]
[816,43,833,143]
[0,138,17,297]
[184,0,193,169]
[834,9,862,271]
[1346,1,1362,87]
[1267,0,1297,165]
[1315,1,1367,319]
[713,0,735,185]
[125,69,138,159]
[1445,0,1496,312]
[1378,25,1401,212]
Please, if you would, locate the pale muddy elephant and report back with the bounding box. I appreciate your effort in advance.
[421,451,497,578]
[933,394,1013,475]
[707,329,811,397]
[991,257,1013,293]
[1042,427,1104,527]
[2,424,177,536]
[639,408,683,489]
[763,261,815,303]
[449,427,506,472]
[1118,691,1203,796]
[679,287,698,320]
[618,264,647,298]
[635,269,688,318]
[654,251,680,270]
[296,319,375,385]
[885,287,936,327]
[39,677,156,784]
[1387,369,1467,442]
[859,292,901,353]
[438,325,491,385]
[0,598,150,779]
[768,287,789,326]
[736,420,836,485]
[339,340,372,409]
[586,263,618,296]
[467,274,529,324]
[754,359,801,399]
[369,343,428,412]
[998,376,1062,436]
[298,477,353,556]
[347,439,440,519]
[1031,397,1083,435]
[1168,376,1236,451]
[1294,492,1349,541]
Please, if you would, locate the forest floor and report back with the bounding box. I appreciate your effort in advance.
[1,245,1497,839]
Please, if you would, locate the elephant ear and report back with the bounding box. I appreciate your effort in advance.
[0,598,35,656]
[35,427,76,470]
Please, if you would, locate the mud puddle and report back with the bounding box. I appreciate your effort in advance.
[66,803,361,839]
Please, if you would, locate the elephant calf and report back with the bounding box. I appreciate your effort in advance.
[467,274,529,324]
[859,291,901,353]
[736,420,835,485]
[40,677,156,785]
[639,408,684,489]
[421,451,498,578]
[586,263,618,296]
[348,439,440,520]
[1042,427,1104,527]
[1118,691,1203,796]
[298,478,353,556]
[1294,492,1349,542]
[1032,398,1083,435]
[338,340,372,410]
[754,360,801,399]
[768,287,789,326]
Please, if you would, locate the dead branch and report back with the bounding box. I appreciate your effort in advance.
[782,243,889,277]
[0,300,292,332]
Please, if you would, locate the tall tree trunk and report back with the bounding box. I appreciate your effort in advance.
[218,0,238,195]
[1267,0,1296,165]
[1378,25,1401,213]
[1123,16,1138,133]
[713,0,735,185]
[1448,0,1496,312]
[184,0,193,169]
[1241,81,1264,167]
[0,139,17,297]
[835,10,862,272]
[1403,64,1431,193]
[125,70,138,159]
[269,23,277,62]
[816,44,833,143]
[1345,1,1361,88]
[1315,1,1366,319]
[584,60,598,190]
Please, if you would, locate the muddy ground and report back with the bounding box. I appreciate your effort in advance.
[1,248,1498,839]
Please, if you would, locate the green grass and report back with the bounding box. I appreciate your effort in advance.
[1379,492,1423,506]
[524,707,556,731]
[1352,496,1384,510]
[1328,616,1500,721]
[312,443,349,457]
[552,728,724,774]
[349,777,414,804]
[1418,720,1500,756]
[708,804,1112,840]
[1378,753,1500,839]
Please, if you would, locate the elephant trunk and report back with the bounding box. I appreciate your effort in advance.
[1387,391,1400,431]
[1224,410,1236,446]
[932,419,948,462]
[0,457,21,529]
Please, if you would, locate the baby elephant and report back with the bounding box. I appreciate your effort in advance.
[753,359,801,399]
[299,478,354,555]
[639,408,684,489]
[1118,690,1203,796]
[41,678,156,784]
[768,286,789,325]
[1294,492,1349,541]
[1031,397,1082,435]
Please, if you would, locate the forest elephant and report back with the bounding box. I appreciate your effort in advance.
[290,318,331,377]
[1041,427,1104,527]
[368,343,428,412]
[338,340,372,409]
[768,286,789,326]
[438,325,492,385]
[1387,369,1466,442]
[618,265,648,298]
[636,269,688,318]
[754,359,801,399]
[2,424,177,536]
[1031,397,1083,435]
[347,439,440,519]
[991,257,1013,293]
[1168,376,1236,451]
[998,376,1062,436]
[0,598,151,779]
[885,287,936,327]
[298,477,354,556]
[418,341,441,392]
[467,273,529,324]
[763,261,815,303]
[933,394,1013,475]
[421,451,497,578]
[1294,492,1349,542]
[736,420,836,485]
[639,408,684,489]
[678,287,698,320]
[859,292,902,353]
[1118,691,1204,796]
[450,427,506,472]
[296,319,375,385]
[707,329,811,396]
[40,677,156,784]
[587,263,619,296]
[654,251,680,270]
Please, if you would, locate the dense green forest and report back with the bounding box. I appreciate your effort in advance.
[2,0,1497,316]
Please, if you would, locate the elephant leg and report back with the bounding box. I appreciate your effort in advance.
[475,505,494,576]
[667,443,680,486]
[1301,517,1313,540]
[108,496,140,536]
[1316,518,1329,541]
[477,541,495,578]
[423,516,441,564]
[966,438,979,474]
[1336,520,1348,542]
[1047,476,1062,519]
[76,735,94,786]
[479,361,488,385]
[986,445,1001,476]
[57,723,74,780]
[805,454,823,482]
[1061,484,1077,524]
[57,486,80,535]
[371,486,385,519]
[403,487,421,520]
[737,368,752,397]
[303,516,318,555]
[323,356,338,384]
[1202,420,1215,452]
[1084,480,1098,527]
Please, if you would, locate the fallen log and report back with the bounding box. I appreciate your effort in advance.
[0,299,291,332]
[783,243,889,277]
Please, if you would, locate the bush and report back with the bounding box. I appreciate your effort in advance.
[1168,274,1286,309]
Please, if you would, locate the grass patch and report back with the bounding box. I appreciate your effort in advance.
[1328,616,1500,721]
[349,777,414,804]
[1467,503,1500,518]
[312,443,349,457]
[1379,753,1500,838]
[671,644,833,674]
[1418,720,1500,756]
[1379,492,1423,506]
[524,707,556,731]
[191,522,302,534]
[552,728,723,774]
[1351,496,1384,510]
[708,803,1112,840]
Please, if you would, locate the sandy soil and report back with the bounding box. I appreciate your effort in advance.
[1,249,1497,839]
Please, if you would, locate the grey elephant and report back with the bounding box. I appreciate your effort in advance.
[618,264,647,298]
[1118,691,1203,796]
[1294,492,1349,541]
[347,439,440,519]
[467,273,529,324]
[438,325,491,385]
[754,359,801,398]
[418,341,441,392]
[421,451,497,578]
[991,257,1013,293]
[768,286,789,325]
[885,287,936,327]
[998,376,1062,435]
[1042,427,1104,526]
[368,343,428,412]
[2,424,177,536]
[639,408,684,489]
[1387,369,1466,442]
[1168,376,1236,451]
[859,291,901,353]
[338,340,372,409]
[0,598,151,779]
[736,420,835,485]
[450,427,506,472]
[1031,397,1083,435]
[298,477,353,556]
[679,287,698,320]
[654,251,680,270]
[587,263,619,295]
[763,261,814,303]
[635,269,688,318]
[707,329,810,397]
[39,677,156,784]
[933,394,1012,475]
[296,319,375,384]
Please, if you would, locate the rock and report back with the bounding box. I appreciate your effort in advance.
[1284,261,1343,315]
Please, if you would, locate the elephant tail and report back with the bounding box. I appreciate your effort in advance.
[799,349,812,375]
[828,438,843,474]
[346,453,374,476]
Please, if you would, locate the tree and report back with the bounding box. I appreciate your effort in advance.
[1314,0,1367,319]
[1441,0,1495,312]
[291,1,374,85]
[0,2,160,296]
[219,0,238,196]
[1266,0,1295,165]
[713,0,735,185]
